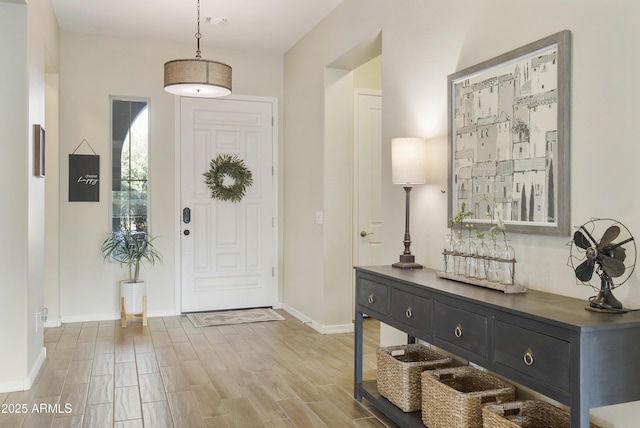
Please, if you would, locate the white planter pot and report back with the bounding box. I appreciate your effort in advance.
[120,280,146,315]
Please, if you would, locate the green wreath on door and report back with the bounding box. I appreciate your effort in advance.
[203,154,254,203]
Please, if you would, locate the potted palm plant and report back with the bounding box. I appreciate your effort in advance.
[101,227,162,319]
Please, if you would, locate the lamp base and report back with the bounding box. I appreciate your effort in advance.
[392,254,423,270]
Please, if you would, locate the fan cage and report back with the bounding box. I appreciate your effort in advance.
[568,218,636,291]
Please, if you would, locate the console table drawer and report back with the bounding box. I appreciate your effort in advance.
[390,288,431,334]
[356,277,388,316]
[493,320,571,392]
[434,301,488,358]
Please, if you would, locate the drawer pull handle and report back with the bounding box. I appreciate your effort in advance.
[454,324,463,338]
[523,349,534,366]
[406,307,413,319]
[368,294,374,304]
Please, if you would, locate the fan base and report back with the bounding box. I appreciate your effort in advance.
[585,305,628,314]
[586,289,627,314]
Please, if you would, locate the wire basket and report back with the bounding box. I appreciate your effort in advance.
[376,344,452,412]
[482,400,602,428]
[421,366,515,428]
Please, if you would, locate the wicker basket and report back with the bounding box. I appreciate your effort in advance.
[482,400,601,428]
[376,344,452,412]
[421,366,516,428]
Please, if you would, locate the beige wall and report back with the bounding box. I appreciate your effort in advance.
[283,0,640,424]
[0,0,59,390]
[54,32,283,322]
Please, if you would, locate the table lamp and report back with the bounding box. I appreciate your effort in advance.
[391,137,427,269]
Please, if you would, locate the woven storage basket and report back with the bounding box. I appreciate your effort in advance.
[482,400,601,428]
[376,344,452,412]
[421,366,516,428]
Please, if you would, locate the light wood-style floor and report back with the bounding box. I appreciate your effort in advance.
[0,311,399,427]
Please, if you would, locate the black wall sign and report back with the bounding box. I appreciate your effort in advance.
[69,154,100,202]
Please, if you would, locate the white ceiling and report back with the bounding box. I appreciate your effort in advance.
[51,0,345,55]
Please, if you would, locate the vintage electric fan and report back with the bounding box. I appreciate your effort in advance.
[568,218,636,313]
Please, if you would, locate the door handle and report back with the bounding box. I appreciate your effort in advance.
[183,207,191,224]
[360,231,374,237]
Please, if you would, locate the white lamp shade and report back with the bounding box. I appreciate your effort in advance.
[391,137,428,185]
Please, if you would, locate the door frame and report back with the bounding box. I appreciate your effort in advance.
[173,94,279,314]
[352,88,382,315]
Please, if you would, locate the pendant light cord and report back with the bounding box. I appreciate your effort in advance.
[195,0,202,59]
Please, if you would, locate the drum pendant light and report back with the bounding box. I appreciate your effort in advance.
[164,0,232,98]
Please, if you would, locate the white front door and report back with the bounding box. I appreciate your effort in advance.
[354,90,383,267]
[180,97,275,313]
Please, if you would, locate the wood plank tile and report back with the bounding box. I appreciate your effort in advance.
[51,414,84,428]
[135,352,159,374]
[181,360,211,386]
[160,365,192,393]
[72,341,95,361]
[114,386,142,421]
[352,417,391,427]
[139,373,166,403]
[57,333,79,350]
[241,383,287,422]
[162,316,182,329]
[59,382,88,415]
[198,349,227,373]
[115,361,139,387]
[276,397,327,428]
[84,403,113,428]
[188,333,214,354]
[174,341,198,362]
[34,316,391,428]
[167,327,189,343]
[33,369,66,398]
[147,317,167,332]
[167,390,206,428]
[262,419,297,428]
[151,330,173,348]
[114,419,143,428]
[190,383,227,418]
[87,375,114,405]
[94,337,115,355]
[66,360,92,385]
[0,412,25,428]
[115,337,136,363]
[219,397,264,427]
[78,327,98,343]
[97,321,116,338]
[133,335,154,354]
[155,346,180,367]
[91,353,114,376]
[23,396,58,428]
[142,401,174,428]
[208,372,245,399]
[307,398,356,428]
[319,384,372,420]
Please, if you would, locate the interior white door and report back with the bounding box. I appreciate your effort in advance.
[180,97,274,313]
[354,90,383,266]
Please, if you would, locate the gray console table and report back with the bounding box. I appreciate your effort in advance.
[354,266,640,427]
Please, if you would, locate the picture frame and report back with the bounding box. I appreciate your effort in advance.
[34,124,45,177]
[447,30,571,236]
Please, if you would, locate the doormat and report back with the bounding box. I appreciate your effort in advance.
[186,308,285,327]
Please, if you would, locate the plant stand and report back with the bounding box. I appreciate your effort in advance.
[121,296,147,327]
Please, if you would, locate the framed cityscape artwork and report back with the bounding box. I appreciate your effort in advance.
[447,30,571,236]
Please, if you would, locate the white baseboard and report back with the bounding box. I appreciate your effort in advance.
[281,304,353,334]
[60,310,179,324]
[44,318,62,328]
[0,347,46,393]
